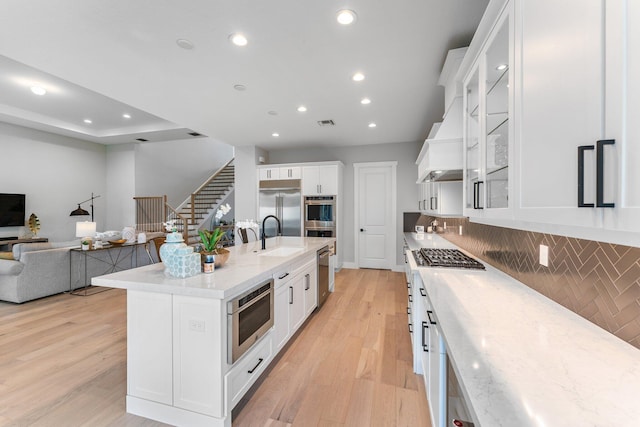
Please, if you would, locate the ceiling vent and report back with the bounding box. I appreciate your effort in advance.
[317,119,335,126]
[136,138,148,142]
[188,132,202,137]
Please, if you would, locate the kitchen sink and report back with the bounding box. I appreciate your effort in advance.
[258,246,305,257]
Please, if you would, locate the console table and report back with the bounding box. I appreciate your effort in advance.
[0,237,48,251]
[69,242,153,296]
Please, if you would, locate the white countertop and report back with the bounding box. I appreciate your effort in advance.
[404,232,640,426]
[92,236,333,299]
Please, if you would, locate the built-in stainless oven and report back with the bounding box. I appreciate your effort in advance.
[304,196,335,229]
[227,278,274,363]
[305,228,335,238]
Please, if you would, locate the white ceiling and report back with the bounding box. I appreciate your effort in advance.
[0,0,488,150]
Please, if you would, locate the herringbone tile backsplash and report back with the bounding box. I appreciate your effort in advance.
[417,216,640,349]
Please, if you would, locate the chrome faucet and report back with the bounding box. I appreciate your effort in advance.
[261,215,282,250]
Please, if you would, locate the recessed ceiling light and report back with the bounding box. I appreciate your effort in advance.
[336,9,357,25]
[234,84,247,91]
[176,39,194,50]
[229,33,248,47]
[352,72,365,82]
[267,111,278,116]
[84,119,92,124]
[368,122,377,128]
[496,64,507,71]
[30,86,46,96]
[122,113,131,119]
[435,170,443,174]
[297,106,307,112]
[361,98,371,105]
[272,133,280,137]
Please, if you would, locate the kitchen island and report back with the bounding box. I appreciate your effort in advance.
[92,236,333,427]
[404,232,640,427]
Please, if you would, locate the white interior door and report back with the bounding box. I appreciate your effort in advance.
[355,162,396,269]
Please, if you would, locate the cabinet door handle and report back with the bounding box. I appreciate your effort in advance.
[419,287,426,297]
[289,286,293,304]
[305,273,310,290]
[434,196,438,210]
[407,282,411,289]
[476,181,484,209]
[278,272,289,280]
[430,197,434,210]
[408,323,413,334]
[407,306,411,315]
[408,294,413,303]
[596,139,615,208]
[473,182,478,209]
[422,321,429,352]
[247,358,264,374]
[578,145,595,207]
[427,310,436,325]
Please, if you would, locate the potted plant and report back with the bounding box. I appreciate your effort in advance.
[81,239,90,251]
[198,228,230,267]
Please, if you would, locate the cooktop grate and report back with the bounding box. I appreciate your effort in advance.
[412,248,485,270]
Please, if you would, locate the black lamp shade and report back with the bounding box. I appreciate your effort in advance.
[70,205,90,217]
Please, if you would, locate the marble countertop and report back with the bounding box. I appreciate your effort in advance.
[404,232,640,426]
[92,236,333,299]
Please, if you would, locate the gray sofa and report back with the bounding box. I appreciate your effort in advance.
[0,238,161,303]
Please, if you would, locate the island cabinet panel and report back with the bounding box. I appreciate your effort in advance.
[127,291,173,405]
[273,283,291,352]
[289,272,306,332]
[303,261,318,317]
[172,295,224,417]
[224,333,273,412]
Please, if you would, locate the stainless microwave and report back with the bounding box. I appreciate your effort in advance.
[227,278,274,363]
[304,196,335,229]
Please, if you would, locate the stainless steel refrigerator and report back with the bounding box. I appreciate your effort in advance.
[258,179,302,237]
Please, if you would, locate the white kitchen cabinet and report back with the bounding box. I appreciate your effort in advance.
[303,262,317,317]
[273,257,317,351]
[258,166,301,181]
[515,0,604,229]
[289,272,306,332]
[463,1,513,221]
[302,165,338,195]
[421,181,463,217]
[273,282,291,352]
[602,0,640,234]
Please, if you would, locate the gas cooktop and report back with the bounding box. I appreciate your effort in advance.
[412,248,485,270]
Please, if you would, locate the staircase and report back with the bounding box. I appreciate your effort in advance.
[134,159,235,245]
[174,161,235,244]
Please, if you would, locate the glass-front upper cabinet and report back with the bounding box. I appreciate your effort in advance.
[464,67,480,211]
[463,2,512,219]
[484,18,510,209]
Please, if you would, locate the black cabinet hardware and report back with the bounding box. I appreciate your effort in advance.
[422,321,429,352]
[289,286,293,304]
[596,139,615,208]
[278,272,290,280]
[427,310,436,325]
[473,181,484,209]
[247,358,264,374]
[420,287,426,297]
[304,274,310,290]
[578,145,595,207]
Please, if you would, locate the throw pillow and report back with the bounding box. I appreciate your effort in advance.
[0,251,14,260]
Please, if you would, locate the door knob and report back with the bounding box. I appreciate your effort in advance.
[360,228,365,232]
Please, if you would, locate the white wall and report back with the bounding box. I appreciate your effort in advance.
[267,141,421,266]
[106,144,136,230]
[135,138,234,208]
[0,122,106,241]
[234,145,267,236]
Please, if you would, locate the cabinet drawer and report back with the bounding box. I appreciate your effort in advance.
[225,333,273,411]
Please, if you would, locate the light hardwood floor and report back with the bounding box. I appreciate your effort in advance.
[0,269,430,427]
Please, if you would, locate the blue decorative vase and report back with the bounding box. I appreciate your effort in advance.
[159,233,184,272]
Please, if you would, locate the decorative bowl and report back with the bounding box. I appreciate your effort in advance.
[108,239,127,246]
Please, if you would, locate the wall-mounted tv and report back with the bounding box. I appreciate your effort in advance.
[0,193,26,227]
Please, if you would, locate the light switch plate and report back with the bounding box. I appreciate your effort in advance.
[539,244,549,267]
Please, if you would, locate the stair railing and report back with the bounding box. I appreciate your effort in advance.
[134,195,189,242]
[177,158,235,227]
